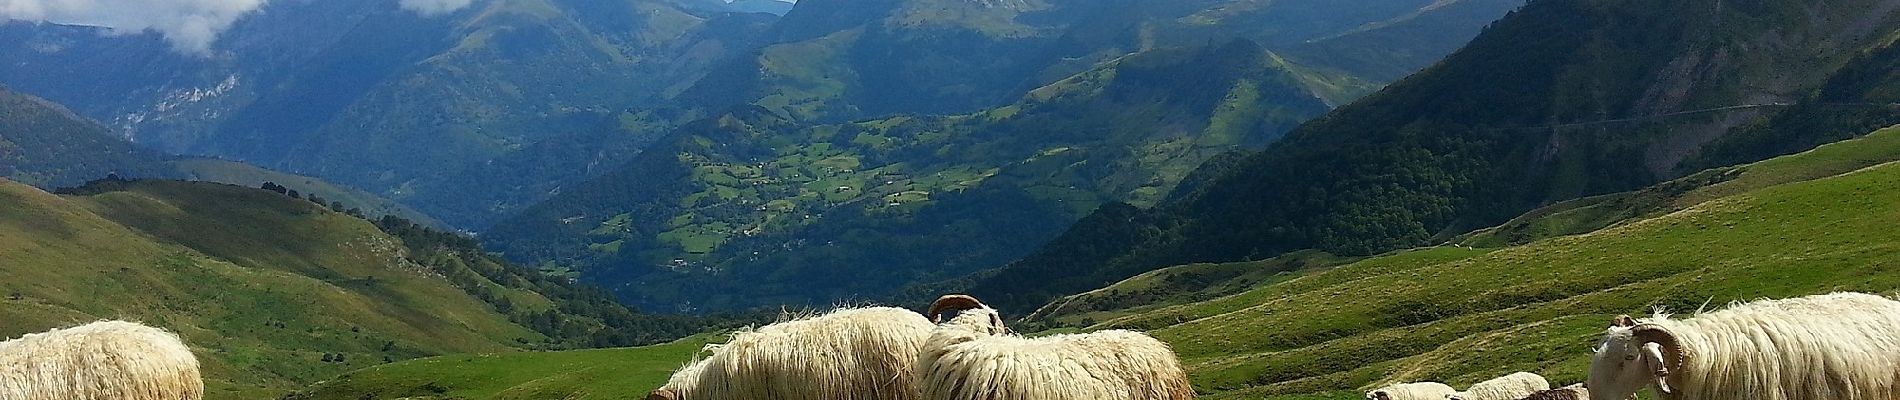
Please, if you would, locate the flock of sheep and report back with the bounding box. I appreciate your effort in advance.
[651,292,1900,400]
[646,294,1194,400]
[8,292,1900,400]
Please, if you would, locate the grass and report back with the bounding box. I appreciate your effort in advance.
[1039,125,1900,399]
[0,180,547,399]
[289,334,721,400]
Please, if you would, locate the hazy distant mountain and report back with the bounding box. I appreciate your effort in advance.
[0,85,442,226]
[1,0,777,228]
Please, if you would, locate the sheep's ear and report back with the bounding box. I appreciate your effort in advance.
[1611,315,1637,327]
[647,389,678,400]
[1642,342,1673,394]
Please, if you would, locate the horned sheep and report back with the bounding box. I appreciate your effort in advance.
[0,320,203,400]
[1365,381,1456,400]
[1587,292,1900,400]
[646,306,937,400]
[1446,372,1548,400]
[917,294,1194,400]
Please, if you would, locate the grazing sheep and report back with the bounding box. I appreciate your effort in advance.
[0,320,203,400]
[1587,292,1900,400]
[646,306,937,400]
[1366,382,1456,400]
[917,294,1194,400]
[1447,372,1548,400]
[1519,384,1586,400]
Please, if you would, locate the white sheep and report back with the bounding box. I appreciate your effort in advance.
[646,306,937,400]
[1519,384,1587,400]
[1366,381,1456,400]
[1587,292,1900,400]
[1447,372,1548,400]
[0,320,203,400]
[917,294,1194,400]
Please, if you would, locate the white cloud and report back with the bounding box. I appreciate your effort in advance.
[0,0,268,55]
[398,0,470,16]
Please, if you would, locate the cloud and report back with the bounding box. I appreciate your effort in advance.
[0,0,268,55]
[398,0,470,16]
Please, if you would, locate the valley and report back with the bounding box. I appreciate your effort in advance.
[5,0,1900,399]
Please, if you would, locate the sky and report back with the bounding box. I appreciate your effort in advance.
[0,0,477,55]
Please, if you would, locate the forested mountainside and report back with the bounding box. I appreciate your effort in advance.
[489,40,1338,311]
[0,178,719,399]
[958,0,1900,314]
[680,0,1522,121]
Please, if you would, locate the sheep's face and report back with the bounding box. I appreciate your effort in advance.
[1587,327,1666,400]
[1445,392,1468,400]
[1365,390,1388,400]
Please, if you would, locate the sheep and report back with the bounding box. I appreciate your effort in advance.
[0,320,203,400]
[1519,384,1587,400]
[1365,382,1456,400]
[1446,372,1548,400]
[1587,292,1900,400]
[917,294,1194,400]
[646,306,937,400]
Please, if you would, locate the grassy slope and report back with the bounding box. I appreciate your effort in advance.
[0,179,547,399]
[1060,125,1900,398]
[293,124,1900,399]
[290,334,719,399]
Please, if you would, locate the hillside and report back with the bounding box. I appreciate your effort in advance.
[487,40,1338,311]
[0,178,702,399]
[960,0,1900,314]
[294,124,1900,399]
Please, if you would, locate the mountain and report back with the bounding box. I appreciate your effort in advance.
[0,177,713,399]
[0,85,443,227]
[957,0,1900,314]
[486,40,1340,311]
[0,0,779,228]
[292,123,1900,399]
[679,0,1523,122]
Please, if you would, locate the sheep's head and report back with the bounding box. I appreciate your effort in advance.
[1587,315,1681,400]
[928,294,1006,335]
[1365,390,1390,400]
[646,389,677,400]
[1446,392,1470,400]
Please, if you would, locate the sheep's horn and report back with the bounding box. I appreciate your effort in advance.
[647,389,678,400]
[1632,324,1686,390]
[928,294,986,323]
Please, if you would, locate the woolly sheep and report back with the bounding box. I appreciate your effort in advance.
[646,306,937,400]
[1519,384,1587,400]
[1366,382,1456,400]
[917,294,1194,400]
[0,320,203,400]
[1587,292,1900,400]
[1446,372,1548,400]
